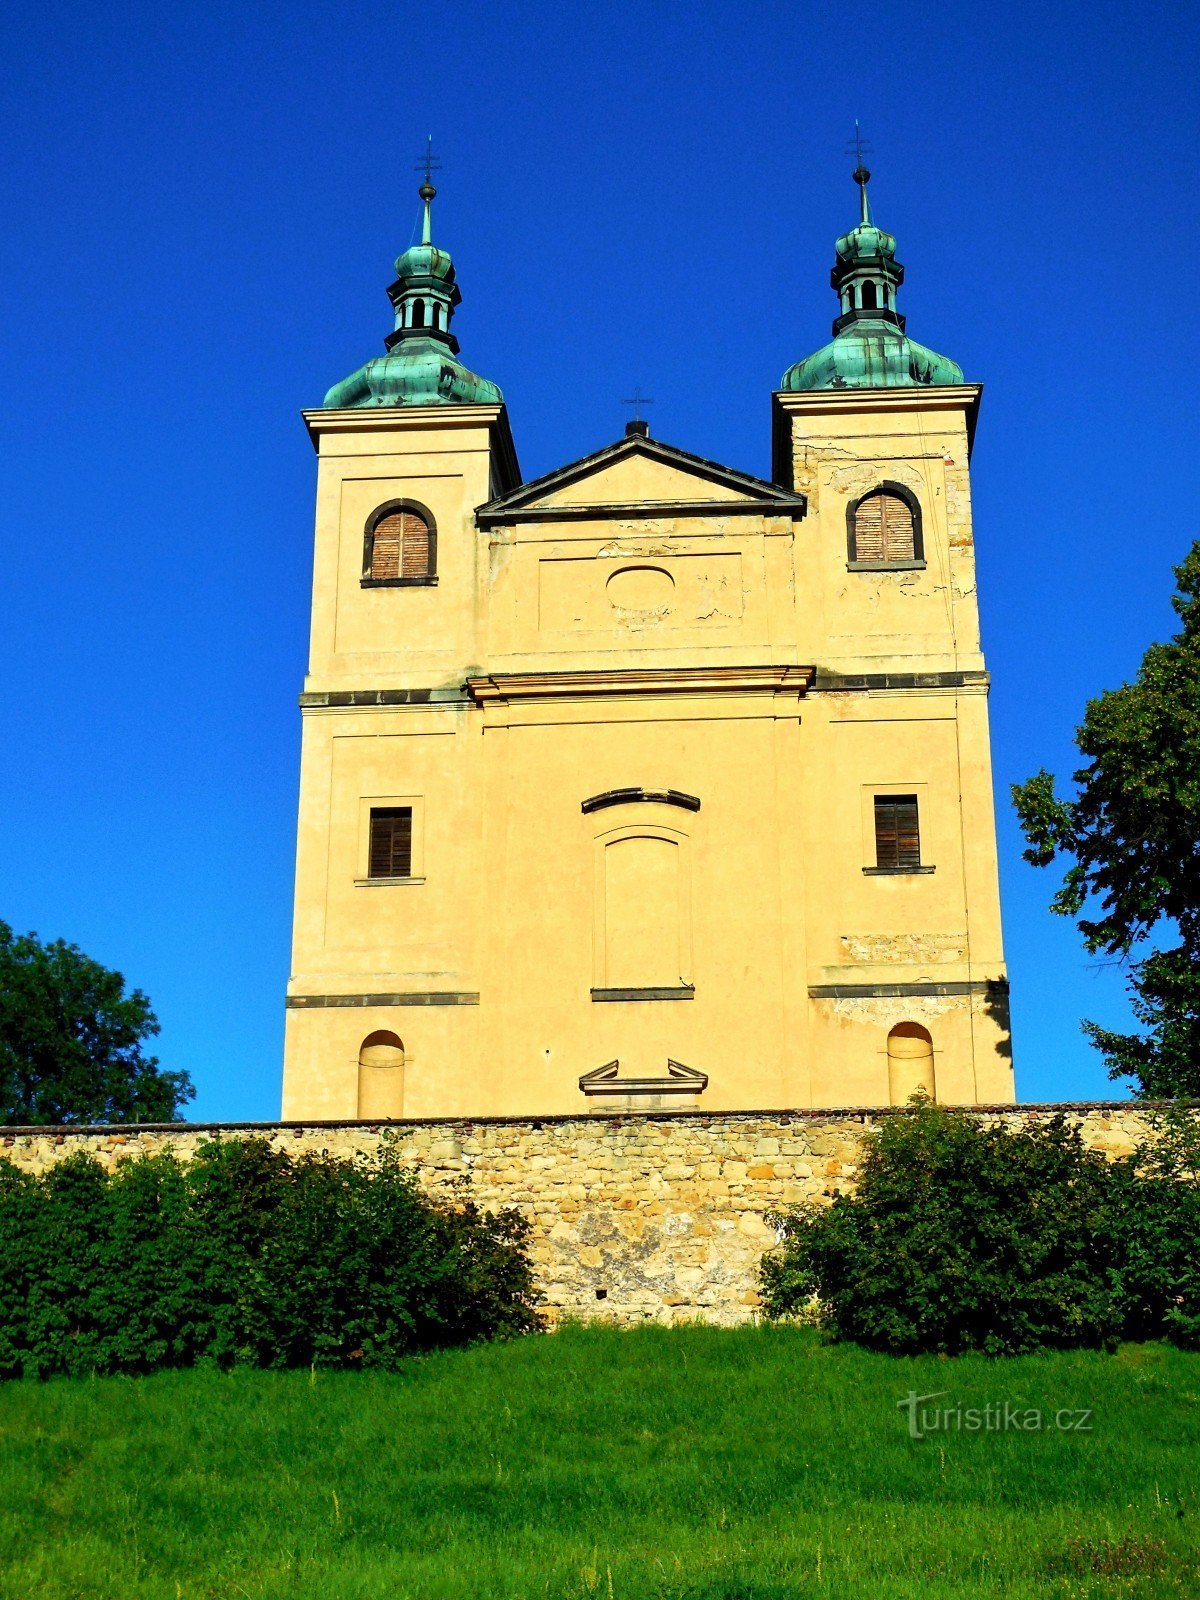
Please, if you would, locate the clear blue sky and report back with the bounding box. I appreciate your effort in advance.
[2,0,1196,1118]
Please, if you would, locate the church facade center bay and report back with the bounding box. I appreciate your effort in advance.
[282,161,1014,1118]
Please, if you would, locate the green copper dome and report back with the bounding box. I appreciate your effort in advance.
[781,161,963,394]
[781,324,963,391]
[394,242,455,282]
[323,177,502,410]
[323,344,502,409]
[834,222,897,261]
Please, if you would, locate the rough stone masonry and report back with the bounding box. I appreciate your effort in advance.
[0,1105,1166,1326]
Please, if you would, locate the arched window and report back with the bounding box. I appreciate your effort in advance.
[847,485,923,566]
[412,299,425,329]
[861,280,878,310]
[358,1031,405,1118]
[363,502,437,584]
[887,1023,935,1105]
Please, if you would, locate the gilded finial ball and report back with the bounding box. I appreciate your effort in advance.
[853,163,871,187]
[419,181,437,202]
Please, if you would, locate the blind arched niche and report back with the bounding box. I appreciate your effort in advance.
[357,1030,406,1118]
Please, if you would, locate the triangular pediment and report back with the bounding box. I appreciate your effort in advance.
[477,433,806,527]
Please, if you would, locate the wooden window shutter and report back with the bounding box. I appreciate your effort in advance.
[874,795,921,869]
[369,510,433,580]
[368,807,413,878]
[854,492,916,564]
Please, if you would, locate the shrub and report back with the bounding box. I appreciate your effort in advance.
[0,1136,540,1379]
[760,1099,1200,1355]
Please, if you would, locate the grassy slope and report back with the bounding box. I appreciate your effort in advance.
[0,1327,1198,1600]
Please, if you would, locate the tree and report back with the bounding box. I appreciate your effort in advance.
[1012,542,1200,1097]
[0,922,194,1124]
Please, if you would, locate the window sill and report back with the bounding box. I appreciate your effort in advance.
[591,985,695,1002]
[360,576,438,588]
[862,865,936,876]
[847,560,926,573]
[354,876,426,887]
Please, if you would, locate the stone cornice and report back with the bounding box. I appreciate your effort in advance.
[286,992,479,1009]
[476,430,807,530]
[464,664,815,705]
[812,670,990,694]
[477,497,802,529]
[772,383,981,422]
[299,688,471,710]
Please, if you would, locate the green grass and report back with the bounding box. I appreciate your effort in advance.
[1,1327,1198,1599]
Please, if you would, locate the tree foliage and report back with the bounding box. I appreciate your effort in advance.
[1011,543,1200,1095]
[0,1136,541,1379]
[760,1099,1200,1355]
[0,921,194,1124]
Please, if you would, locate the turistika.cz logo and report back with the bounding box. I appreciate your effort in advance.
[897,1390,1094,1440]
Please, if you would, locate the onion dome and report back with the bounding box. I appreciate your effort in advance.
[393,242,455,282]
[323,175,502,409]
[834,222,897,262]
[781,160,963,393]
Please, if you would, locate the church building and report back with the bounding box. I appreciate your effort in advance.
[282,158,1014,1119]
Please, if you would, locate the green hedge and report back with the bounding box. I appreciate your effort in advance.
[760,1100,1200,1355]
[0,1137,540,1378]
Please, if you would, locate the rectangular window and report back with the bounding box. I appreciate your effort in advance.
[368,806,413,878]
[873,795,921,870]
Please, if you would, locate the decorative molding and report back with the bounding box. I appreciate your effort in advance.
[578,1059,709,1097]
[591,985,696,1003]
[286,992,479,1009]
[466,664,814,705]
[581,788,701,815]
[807,979,1008,1000]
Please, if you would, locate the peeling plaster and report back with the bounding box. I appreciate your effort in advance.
[839,933,967,965]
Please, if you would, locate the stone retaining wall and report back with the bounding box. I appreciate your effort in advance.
[0,1104,1172,1326]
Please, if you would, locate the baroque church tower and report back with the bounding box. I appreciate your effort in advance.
[282,159,1014,1118]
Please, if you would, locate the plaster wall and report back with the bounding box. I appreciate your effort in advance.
[284,388,1011,1118]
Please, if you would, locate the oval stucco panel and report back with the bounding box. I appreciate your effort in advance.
[606,564,675,614]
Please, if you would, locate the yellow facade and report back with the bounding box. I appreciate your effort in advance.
[282,377,1014,1117]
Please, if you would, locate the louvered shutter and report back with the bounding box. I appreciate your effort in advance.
[400,514,431,577]
[369,511,433,580]
[874,796,921,869]
[854,494,885,562]
[368,807,413,877]
[369,517,402,580]
[854,492,916,564]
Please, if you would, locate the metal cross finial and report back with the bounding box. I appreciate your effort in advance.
[415,136,441,244]
[416,135,441,193]
[845,119,872,179]
[622,386,655,422]
[844,120,873,223]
